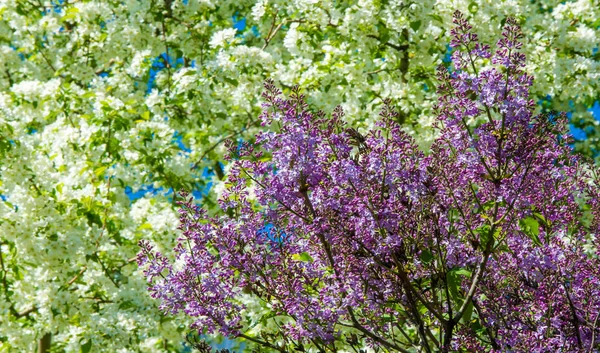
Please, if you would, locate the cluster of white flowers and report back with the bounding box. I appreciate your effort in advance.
[0,0,598,351]
[209,28,238,49]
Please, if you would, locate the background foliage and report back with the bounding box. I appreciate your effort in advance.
[0,0,598,351]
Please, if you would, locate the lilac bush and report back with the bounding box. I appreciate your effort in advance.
[138,12,600,353]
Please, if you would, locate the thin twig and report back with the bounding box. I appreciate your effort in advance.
[191,117,258,170]
[262,18,306,50]
[67,266,87,286]
[366,67,388,76]
[589,312,600,353]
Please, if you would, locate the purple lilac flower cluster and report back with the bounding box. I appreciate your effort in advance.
[138,11,600,353]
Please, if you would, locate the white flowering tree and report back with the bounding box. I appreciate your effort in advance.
[0,0,598,351]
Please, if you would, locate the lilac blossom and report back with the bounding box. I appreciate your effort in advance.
[139,11,600,353]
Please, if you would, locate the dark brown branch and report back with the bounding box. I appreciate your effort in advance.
[38,333,51,353]
[366,34,409,52]
[14,306,37,318]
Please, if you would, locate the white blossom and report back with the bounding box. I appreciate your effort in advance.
[209,28,237,48]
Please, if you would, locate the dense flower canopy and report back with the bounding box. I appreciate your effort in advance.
[140,12,600,353]
[1,0,599,352]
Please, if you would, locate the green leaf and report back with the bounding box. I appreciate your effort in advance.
[447,268,472,308]
[429,14,443,23]
[475,223,501,248]
[519,216,541,246]
[94,166,107,177]
[119,301,135,310]
[60,8,79,22]
[81,339,92,353]
[12,265,23,280]
[61,13,78,23]
[446,271,461,303]
[533,212,550,229]
[223,77,238,86]
[137,223,153,230]
[476,225,492,248]
[476,200,495,214]
[460,300,474,324]
[410,20,422,32]
[453,268,472,278]
[292,252,314,263]
[420,250,434,264]
[379,24,390,43]
[206,242,220,257]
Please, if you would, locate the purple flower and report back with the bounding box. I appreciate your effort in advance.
[139,11,600,353]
